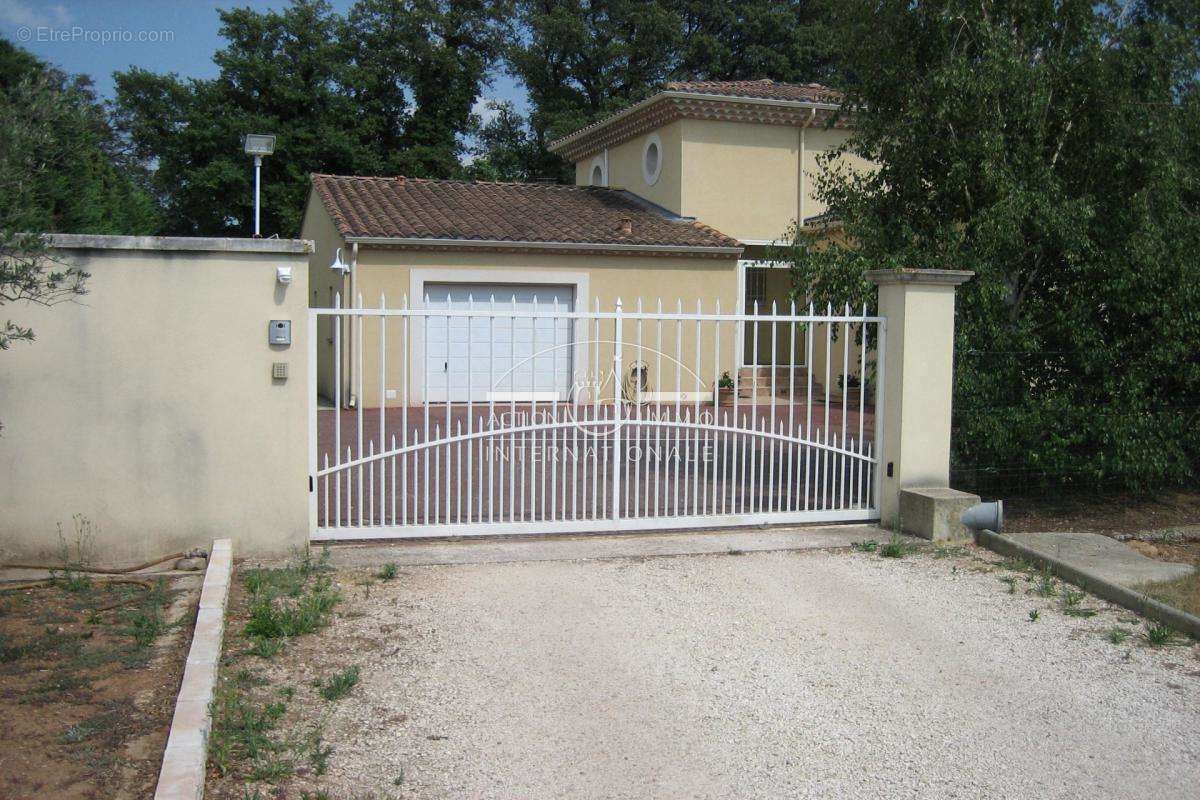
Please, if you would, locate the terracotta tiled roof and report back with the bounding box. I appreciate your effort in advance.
[549,79,849,161]
[311,175,741,252]
[664,79,842,104]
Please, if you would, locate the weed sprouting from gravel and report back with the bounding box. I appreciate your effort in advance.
[1107,627,1131,644]
[851,540,879,553]
[1028,609,1040,622]
[880,536,908,559]
[1145,623,1178,647]
[246,636,283,659]
[317,665,360,701]
[999,576,1017,594]
[1034,570,1059,598]
[1064,608,1098,618]
[1063,588,1084,607]
[209,684,288,776]
[376,563,398,581]
[307,729,334,775]
[244,575,340,640]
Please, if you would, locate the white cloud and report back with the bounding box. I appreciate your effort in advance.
[0,0,72,28]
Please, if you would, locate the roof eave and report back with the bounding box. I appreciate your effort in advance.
[547,90,844,155]
[344,235,743,258]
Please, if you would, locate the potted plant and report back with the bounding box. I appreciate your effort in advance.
[837,371,875,407]
[715,371,735,406]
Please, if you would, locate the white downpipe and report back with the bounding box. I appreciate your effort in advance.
[346,242,358,408]
[798,107,816,228]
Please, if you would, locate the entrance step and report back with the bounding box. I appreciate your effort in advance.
[736,367,822,398]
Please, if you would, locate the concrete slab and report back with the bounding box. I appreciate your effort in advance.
[308,525,885,569]
[1006,531,1194,586]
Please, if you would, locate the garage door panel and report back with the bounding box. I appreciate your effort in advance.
[423,283,575,402]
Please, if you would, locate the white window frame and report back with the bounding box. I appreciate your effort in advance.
[589,154,607,186]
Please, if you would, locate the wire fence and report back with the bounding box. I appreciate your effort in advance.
[951,349,1200,496]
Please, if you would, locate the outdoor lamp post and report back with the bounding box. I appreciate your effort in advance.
[242,134,276,237]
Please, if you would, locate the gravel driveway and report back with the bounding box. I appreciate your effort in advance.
[310,548,1200,799]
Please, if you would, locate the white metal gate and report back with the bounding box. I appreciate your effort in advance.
[308,294,884,540]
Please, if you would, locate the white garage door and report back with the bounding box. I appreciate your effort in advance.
[423,283,575,402]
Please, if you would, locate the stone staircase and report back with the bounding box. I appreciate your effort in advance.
[735,366,824,399]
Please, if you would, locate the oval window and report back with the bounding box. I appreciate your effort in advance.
[642,133,663,185]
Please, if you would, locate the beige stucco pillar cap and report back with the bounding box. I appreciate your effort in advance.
[863,268,974,286]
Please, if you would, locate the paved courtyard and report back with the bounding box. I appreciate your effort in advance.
[293,546,1200,799]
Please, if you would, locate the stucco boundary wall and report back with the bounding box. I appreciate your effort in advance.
[0,235,313,564]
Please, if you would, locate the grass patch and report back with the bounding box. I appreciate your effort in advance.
[1062,588,1085,607]
[1134,565,1200,618]
[209,684,289,776]
[244,575,340,641]
[376,563,398,580]
[245,636,283,660]
[210,549,344,785]
[851,540,878,553]
[317,665,360,701]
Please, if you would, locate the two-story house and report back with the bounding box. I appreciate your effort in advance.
[301,79,866,406]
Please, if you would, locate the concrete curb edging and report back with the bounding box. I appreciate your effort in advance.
[976,529,1200,640]
[154,539,233,800]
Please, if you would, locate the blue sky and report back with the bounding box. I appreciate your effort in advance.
[0,0,528,115]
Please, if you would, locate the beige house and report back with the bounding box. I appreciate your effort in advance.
[301,79,868,406]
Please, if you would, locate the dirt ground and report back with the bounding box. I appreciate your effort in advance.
[210,545,1200,800]
[1005,489,1200,535]
[0,574,198,800]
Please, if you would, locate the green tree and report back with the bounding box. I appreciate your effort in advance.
[496,1,835,181]
[115,0,508,236]
[774,0,1200,493]
[0,40,157,351]
[466,100,543,180]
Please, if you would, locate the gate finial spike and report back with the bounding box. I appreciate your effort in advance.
[334,291,342,309]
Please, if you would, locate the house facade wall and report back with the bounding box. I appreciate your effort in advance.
[0,237,313,565]
[572,117,872,244]
[576,120,685,216]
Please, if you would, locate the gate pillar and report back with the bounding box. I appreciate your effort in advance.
[864,269,974,527]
